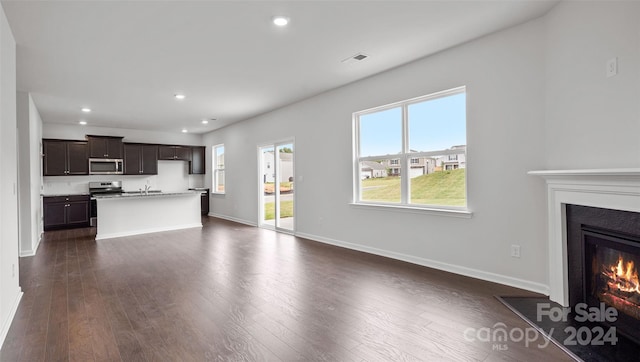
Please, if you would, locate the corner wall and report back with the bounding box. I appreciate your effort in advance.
[17,92,43,256]
[0,3,22,347]
[544,1,640,169]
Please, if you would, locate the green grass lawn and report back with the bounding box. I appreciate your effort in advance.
[362,168,466,206]
[264,200,294,220]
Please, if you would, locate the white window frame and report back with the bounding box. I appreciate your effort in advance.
[352,86,470,217]
[213,144,225,194]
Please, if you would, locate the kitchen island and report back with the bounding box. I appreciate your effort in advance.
[94,191,202,240]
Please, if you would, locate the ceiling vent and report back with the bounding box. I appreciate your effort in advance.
[341,53,369,64]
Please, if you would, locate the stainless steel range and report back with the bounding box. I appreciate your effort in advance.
[89,181,123,226]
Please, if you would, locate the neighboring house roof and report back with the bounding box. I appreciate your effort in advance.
[264,151,294,161]
[361,161,386,170]
[279,152,293,161]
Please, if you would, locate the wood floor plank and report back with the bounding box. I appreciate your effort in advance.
[1,217,574,361]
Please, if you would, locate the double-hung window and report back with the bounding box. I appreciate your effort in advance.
[354,86,467,210]
[213,144,225,194]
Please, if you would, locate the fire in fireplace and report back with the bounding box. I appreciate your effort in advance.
[605,255,639,294]
[583,228,640,345]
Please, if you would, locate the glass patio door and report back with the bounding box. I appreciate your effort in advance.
[259,142,294,232]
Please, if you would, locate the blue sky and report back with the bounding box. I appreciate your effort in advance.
[359,92,466,157]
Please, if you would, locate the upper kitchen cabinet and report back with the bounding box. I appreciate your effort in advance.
[87,135,123,159]
[43,139,89,176]
[190,146,205,174]
[158,145,191,161]
[124,143,158,175]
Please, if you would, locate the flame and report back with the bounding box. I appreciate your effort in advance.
[607,255,640,294]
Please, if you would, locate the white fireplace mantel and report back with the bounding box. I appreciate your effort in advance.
[529,168,640,306]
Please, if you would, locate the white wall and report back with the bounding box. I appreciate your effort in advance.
[0,4,22,347]
[43,123,204,146]
[544,1,640,169]
[17,92,43,256]
[204,16,549,292]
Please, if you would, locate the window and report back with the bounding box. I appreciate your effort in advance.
[354,86,467,210]
[213,144,225,194]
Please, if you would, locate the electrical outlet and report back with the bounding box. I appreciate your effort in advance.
[606,57,618,77]
[511,245,521,258]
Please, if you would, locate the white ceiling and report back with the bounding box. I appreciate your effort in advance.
[2,0,558,134]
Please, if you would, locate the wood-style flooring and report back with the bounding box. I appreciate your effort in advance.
[1,217,572,361]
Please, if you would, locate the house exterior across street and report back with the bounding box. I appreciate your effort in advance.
[362,145,466,179]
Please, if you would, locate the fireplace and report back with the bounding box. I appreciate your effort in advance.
[566,204,640,345]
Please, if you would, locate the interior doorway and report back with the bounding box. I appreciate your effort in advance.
[259,141,294,232]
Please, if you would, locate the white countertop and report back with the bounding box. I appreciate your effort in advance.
[94,191,200,200]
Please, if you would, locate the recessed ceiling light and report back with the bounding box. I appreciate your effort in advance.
[272,16,289,26]
[182,129,188,133]
[81,107,91,113]
[174,94,186,100]
[79,121,87,125]
[201,120,209,125]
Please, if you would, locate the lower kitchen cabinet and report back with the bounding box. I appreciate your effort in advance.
[43,195,90,230]
[189,188,209,215]
[200,190,210,215]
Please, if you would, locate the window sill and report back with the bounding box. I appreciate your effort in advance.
[211,192,225,196]
[349,202,473,218]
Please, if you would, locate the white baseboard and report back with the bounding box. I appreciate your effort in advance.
[19,250,35,257]
[208,213,257,227]
[19,234,42,257]
[0,289,23,348]
[95,223,202,240]
[295,231,550,296]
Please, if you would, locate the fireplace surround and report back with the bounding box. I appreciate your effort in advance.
[529,169,640,306]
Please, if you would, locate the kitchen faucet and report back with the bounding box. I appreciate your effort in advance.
[139,185,151,195]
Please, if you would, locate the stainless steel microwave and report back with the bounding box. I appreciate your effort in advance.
[89,158,123,175]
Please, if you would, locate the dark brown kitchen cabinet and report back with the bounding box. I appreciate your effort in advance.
[43,140,89,176]
[200,190,209,215]
[124,143,158,175]
[87,135,123,159]
[190,146,205,174]
[43,195,90,230]
[158,145,191,161]
[188,188,209,215]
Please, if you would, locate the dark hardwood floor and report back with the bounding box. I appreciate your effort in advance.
[1,217,572,361]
